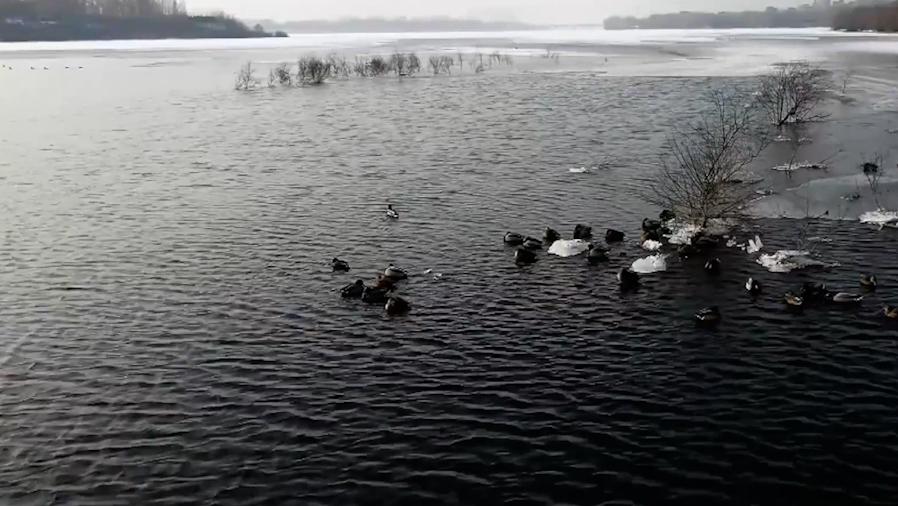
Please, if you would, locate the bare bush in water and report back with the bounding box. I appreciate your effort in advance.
[327,54,351,79]
[296,56,333,85]
[388,52,420,76]
[648,89,770,226]
[269,63,292,87]
[235,61,258,91]
[757,61,830,127]
[368,56,390,76]
[428,55,455,75]
[862,153,887,208]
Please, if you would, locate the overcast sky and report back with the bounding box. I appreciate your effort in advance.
[185,0,809,23]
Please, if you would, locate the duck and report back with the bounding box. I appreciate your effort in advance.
[374,274,397,290]
[385,296,411,315]
[504,232,525,246]
[659,209,676,222]
[745,277,762,295]
[605,229,625,243]
[386,204,399,219]
[704,257,721,276]
[694,306,721,326]
[800,282,829,304]
[784,291,804,309]
[544,227,561,244]
[860,274,877,291]
[384,264,408,280]
[362,286,391,304]
[641,229,662,242]
[586,244,609,265]
[340,280,366,299]
[573,224,593,240]
[617,267,640,289]
[331,258,350,272]
[642,217,662,233]
[677,244,697,259]
[883,306,898,319]
[515,247,537,265]
[523,237,543,250]
[827,292,864,304]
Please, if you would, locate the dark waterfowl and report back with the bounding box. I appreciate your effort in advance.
[384,264,408,280]
[784,291,805,309]
[800,282,829,304]
[515,247,538,265]
[694,306,721,326]
[362,286,391,304]
[573,224,593,240]
[385,296,411,315]
[586,244,609,265]
[374,274,397,290]
[641,229,662,242]
[642,218,662,233]
[340,280,365,299]
[860,274,877,291]
[677,244,697,259]
[884,306,898,319]
[617,267,640,289]
[659,210,676,222]
[386,204,399,219]
[544,227,561,244]
[504,232,525,246]
[523,237,544,250]
[331,258,351,272]
[605,229,625,243]
[745,277,762,295]
[704,257,721,276]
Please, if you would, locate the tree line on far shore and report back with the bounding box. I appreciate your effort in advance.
[0,0,186,18]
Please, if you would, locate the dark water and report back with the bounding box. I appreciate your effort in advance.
[2,52,898,505]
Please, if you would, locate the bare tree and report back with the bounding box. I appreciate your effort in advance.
[326,54,350,79]
[757,61,830,127]
[647,89,769,227]
[862,152,886,208]
[234,61,257,91]
[296,56,333,85]
[268,62,292,87]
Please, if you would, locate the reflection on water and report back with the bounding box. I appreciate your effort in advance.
[2,30,898,505]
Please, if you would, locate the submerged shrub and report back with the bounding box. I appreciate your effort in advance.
[235,61,258,91]
[268,63,292,87]
[296,56,333,85]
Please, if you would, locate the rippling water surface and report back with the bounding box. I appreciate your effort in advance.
[2,30,898,505]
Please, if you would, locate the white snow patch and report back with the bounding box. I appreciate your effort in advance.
[642,240,663,251]
[859,209,898,228]
[757,250,837,273]
[631,254,668,274]
[771,161,826,172]
[548,239,590,257]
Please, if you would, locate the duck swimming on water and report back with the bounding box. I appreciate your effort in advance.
[883,306,898,319]
[860,274,877,291]
[340,280,365,299]
[384,264,408,280]
[573,224,593,240]
[544,228,561,245]
[386,204,399,219]
[504,232,525,246]
[617,267,640,289]
[332,258,350,272]
[827,292,864,304]
[385,296,411,316]
[746,277,762,295]
[523,237,544,250]
[515,247,537,265]
[606,229,625,243]
[586,244,608,265]
[784,291,804,309]
[362,286,391,304]
[694,306,721,326]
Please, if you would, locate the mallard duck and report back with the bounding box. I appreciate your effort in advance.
[504,232,525,246]
[828,292,864,304]
[800,282,828,303]
[384,264,408,280]
[694,306,721,326]
[617,267,640,289]
[642,218,662,232]
[704,257,721,276]
[641,229,662,242]
[605,229,625,243]
[784,291,804,308]
[515,248,537,265]
[523,237,544,250]
[340,280,365,299]
[746,277,762,295]
[386,204,399,219]
[573,224,593,240]
[362,286,391,304]
[385,296,411,315]
[860,274,877,291]
[586,244,609,265]
[331,258,350,272]
[883,306,898,319]
[544,227,561,244]
[374,274,396,290]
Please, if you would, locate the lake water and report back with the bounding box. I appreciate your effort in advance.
[2,28,898,505]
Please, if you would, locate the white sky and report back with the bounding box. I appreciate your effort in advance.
[183,0,810,23]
